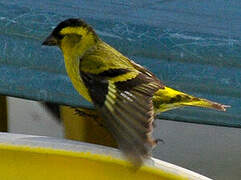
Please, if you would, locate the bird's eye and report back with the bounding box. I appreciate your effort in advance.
[74,34,82,39]
[63,34,82,44]
[65,33,82,39]
[64,33,82,41]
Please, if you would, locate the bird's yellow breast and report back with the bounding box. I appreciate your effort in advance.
[64,56,92,102]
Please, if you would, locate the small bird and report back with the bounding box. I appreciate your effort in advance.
[42,18,229,165]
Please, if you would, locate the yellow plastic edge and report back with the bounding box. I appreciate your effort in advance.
[0,143,188,180]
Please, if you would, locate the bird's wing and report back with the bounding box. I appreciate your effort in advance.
[129,59,165,86]
[80,69,161,165]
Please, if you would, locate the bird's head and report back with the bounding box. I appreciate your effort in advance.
[42,18,99,57]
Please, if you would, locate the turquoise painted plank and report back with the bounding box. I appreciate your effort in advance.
[0,0,240,127]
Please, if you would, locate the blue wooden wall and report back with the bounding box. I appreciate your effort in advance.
[0,0,240,127]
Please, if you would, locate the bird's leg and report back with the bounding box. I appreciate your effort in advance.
[74,107,105,127]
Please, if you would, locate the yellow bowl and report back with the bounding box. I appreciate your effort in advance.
[0,133,211,180]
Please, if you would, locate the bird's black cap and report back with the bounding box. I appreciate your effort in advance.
[42,18,96,46]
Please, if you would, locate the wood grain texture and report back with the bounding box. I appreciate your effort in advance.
[0,0,240,127]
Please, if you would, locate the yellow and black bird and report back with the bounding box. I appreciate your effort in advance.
[42,18,229,165]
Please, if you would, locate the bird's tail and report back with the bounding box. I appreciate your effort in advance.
[153,87,230,114]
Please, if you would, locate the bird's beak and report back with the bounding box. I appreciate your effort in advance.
[42,34,58,46]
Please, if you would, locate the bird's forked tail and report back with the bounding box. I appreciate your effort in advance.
[153,87,230,114]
